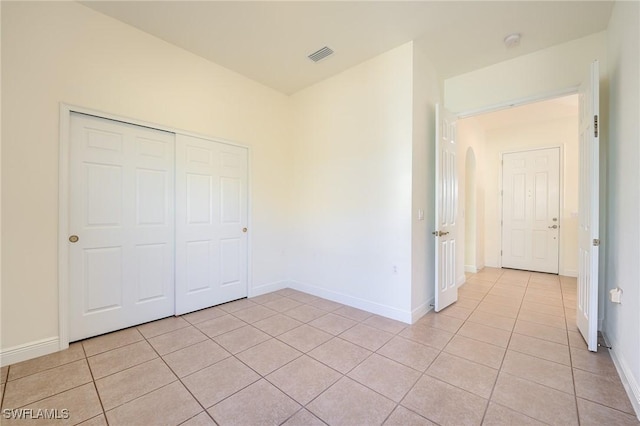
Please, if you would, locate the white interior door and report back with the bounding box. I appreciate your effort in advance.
[434,104,458,312]
[577,60,600,352]
[501,147,560,274]
[175,134,248,315]
[69,113,175,341]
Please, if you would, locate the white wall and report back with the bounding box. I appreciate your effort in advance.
[1,2,292,353]
[482,116,579,276]
[604,0,640,415]
[288,43,415,320]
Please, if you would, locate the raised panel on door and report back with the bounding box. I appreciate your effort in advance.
[69,113,175,341]
[175,134,248,315]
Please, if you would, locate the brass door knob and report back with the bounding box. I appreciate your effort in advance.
[548,225,558,229]
[242,228,248,233]
[69,235,79,243]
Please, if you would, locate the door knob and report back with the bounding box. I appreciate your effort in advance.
[69,235,79,243]
[242,228,247,233]
[431,230,450,237]
[548,225,558,229]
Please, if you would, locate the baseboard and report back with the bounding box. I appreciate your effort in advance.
[465,265,478,273]
[287,280,413,323]
[602,332,640,420]
[248,280,288,298]
[411,298,434,324]
[457,274,466,286]
[0,337,60,367]
[561,269,578,277]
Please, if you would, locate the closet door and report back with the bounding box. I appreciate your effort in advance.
[175,134,248,315]
[69,113,175,341]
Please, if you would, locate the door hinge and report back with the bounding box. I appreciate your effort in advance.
[593,238,600,246]
[594,115,598,137]
[501,250,503,256]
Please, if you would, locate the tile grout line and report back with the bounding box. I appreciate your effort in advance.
[81,341,109,426]
[561,275,582,426]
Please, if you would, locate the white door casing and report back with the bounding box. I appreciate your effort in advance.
[434,104,458,312]
[577,60,600,352]
[175,134,248,315]
[501,147,560,274]
[69,113,175,341]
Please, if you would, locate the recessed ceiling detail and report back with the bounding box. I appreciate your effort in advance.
[308,46,334,63]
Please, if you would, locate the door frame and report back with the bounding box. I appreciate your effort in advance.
[498,145,565,274]
[58,103,252,349]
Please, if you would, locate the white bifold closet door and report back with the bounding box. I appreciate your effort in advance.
[69,113,175,341]
[175,134,248,315]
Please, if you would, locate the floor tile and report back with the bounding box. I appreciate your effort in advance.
[482,402,546,425]
[267,355,341,405]
[1,366,8,384]
[492,372,578,425]
[458,287,487,301]
[438,304,473,320]
[468,310,516,331]
[333,306,373,322]
[568,330,589,349]
[453,297,481,310]
[217,298,257,313]
[78,415,108,426]
[309,298,344,312]
[7,343,85,381]
[501,350,573,393]
[340,323,394,351]
[236,339,302,375]
[88,340,157,379]
[278,324,333,352]
[524,293,564,307]
[456,320,511,348]
[148,326,207,355]
[82,328,144,357]
[161,339,230,378]
[570,346,618,376]
[231,304,277,323]
[518,309,566,330]
[285,305,328,323]
[348,353,421,402]
[521,301,566,317]
[573,368,635,414]
[383,405,436,425]
[508,333,570,365]
[263,297,303,313]
[401,375,488,426]
[213,325,270,354]
[399,324,454,350]
[307,377,395,426]
[182,357,260,408]
[253,314,303,336]
[2,383,102,426]
[308,338,372,374]
[106,381,201,426]
[425,352,497,398]
[513,319,568,345]
[577,397,640,426]
[362,315,407,334]
[208,379,300,425]
[443,334,505,369]
[137,316,190,339]
[248,292,284,305]
[309,313,357,335]
[286,291,320,304]
[95,358,176,410]
[180,412,217,426]
[282,409,326,426]
[415,312,464,334]
[377,336,439,372]
[181,307,226,325]
[476,301,520,319]
[2,359,92,408]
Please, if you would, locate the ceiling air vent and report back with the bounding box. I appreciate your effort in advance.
[308,46,334,63]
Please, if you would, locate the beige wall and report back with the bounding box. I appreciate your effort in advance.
[1,2,292,350]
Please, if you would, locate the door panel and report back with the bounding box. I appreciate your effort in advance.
[577,60,600,352]
[175,134,248,315]
[501,147,560,273]
[69,113,175,341]
[434,104,458,312]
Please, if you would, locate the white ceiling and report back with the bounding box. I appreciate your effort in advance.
[81,1,614,95]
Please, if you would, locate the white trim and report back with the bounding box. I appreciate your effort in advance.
[465,265,479,273]
[0,337,60,367]
[287,280,413,323]
[457,274,466,286]
[411,299,433,324]
[602,333,640,420]
[248,280,288,298]
[456,86,579,119]
[561,269,578,278]
[58,103,252,349]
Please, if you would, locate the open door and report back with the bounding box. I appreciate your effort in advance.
[577,60,600,352]
[434,104,458,312]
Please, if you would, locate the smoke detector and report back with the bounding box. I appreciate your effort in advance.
[308,46,334,63]
[504,33,521,48]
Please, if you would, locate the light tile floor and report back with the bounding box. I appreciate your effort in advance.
[2,268,639,425]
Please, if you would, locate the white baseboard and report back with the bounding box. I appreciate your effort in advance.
[465,265,478,273]
[411,298,434,324]
[457,274,466,286]
[561,269,578,277]
[249,280,288,298]
[602,333,640,420]
[287,280,413,324]
[0,337,60,367]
